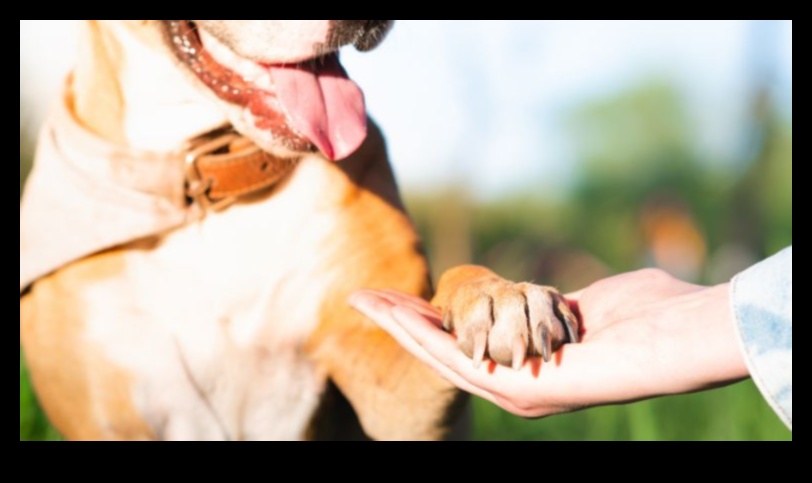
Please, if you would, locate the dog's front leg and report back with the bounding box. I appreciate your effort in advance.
[308,303,467,440]
[303,149,467,440]
[20,253,158,441]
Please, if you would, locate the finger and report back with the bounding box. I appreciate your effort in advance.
[389,304,541,393]
[348,290,396,317]
[353,289,426,309]
[378,289,439,313]
[564,289,585,301]
[360,289,441,321]
[387,305,516,401]
[392,304,600,416]
[393,301,642,416]
[351,289,441,326]
[356,294,574,407]
[350,293,499,403]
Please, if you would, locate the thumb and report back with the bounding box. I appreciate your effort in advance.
[564,289,585,301]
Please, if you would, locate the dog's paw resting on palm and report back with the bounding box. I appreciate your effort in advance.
[435,266,580,370]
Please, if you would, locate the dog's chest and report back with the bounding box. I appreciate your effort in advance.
[82,158,346,440]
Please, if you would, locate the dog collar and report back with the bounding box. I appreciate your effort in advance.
[20,96,297,293]
[183,126,298,212]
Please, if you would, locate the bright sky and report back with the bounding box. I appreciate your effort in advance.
[20,21,792,199]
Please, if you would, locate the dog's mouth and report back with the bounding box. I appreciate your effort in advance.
[166,20,374,161]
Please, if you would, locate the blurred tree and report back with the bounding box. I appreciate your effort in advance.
[728,20,792,258]
[759,121,792,253]
[564,81,731,281]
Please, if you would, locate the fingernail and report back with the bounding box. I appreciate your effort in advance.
[348,292,369,310]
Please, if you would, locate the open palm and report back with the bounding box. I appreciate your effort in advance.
[350,269,749,418]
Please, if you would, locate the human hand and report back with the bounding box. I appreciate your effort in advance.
[349,269,749,418]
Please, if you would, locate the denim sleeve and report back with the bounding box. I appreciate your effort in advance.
[730,246,792,430]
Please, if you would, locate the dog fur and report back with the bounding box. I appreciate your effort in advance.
[20,20,576,440]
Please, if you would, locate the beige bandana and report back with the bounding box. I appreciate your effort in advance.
[20,99,190,293]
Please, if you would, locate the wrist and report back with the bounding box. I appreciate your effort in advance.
[657,283,749,395]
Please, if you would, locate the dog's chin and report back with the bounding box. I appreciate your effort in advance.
[165,20,377,161]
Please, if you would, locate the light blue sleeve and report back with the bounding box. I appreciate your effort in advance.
[730,246,792,430]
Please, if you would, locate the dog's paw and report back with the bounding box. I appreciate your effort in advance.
[442,279,579,369]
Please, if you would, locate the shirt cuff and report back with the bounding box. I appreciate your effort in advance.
[730,246,792,430]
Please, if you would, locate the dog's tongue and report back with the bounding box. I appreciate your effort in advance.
[269,54,366,161]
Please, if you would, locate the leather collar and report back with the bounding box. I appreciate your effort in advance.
[183,127,298,211]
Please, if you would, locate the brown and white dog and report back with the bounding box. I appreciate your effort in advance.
[19,20,579,440]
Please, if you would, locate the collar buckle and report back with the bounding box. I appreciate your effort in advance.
[184,130,240,212]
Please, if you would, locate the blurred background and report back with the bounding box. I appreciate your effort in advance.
[21,20,791,441]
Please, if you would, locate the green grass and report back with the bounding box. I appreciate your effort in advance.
[21,348,789,441]
[472,381,791,441]
[20,350,61,441]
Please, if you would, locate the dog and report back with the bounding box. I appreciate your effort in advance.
[20,20,579,440]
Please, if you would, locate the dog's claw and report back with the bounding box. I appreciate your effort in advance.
[472,332,487,369]
[442,310,453,332]
[555,296,580,344]
[512,336,527,371]
[538,325,552,363]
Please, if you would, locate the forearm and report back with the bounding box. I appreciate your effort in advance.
[652,283,750,396]
[567,274,750,404]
